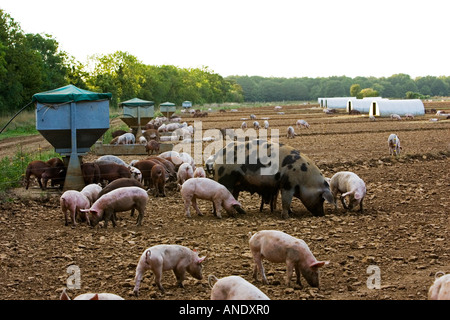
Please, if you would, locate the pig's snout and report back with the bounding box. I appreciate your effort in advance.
[233,204,246,215]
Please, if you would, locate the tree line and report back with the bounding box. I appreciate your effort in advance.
[227,74,450,102]
[2,9,450,116]
[0,9,243,115]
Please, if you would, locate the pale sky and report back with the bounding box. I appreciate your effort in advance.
[2,0,449,79]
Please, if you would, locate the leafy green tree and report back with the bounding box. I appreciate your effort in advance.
[350,84,361,97]
[359,88,379,98]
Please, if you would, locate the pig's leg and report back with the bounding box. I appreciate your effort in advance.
[103,209,114,228]
[62,205,69,226]
[183,197,192,218]
[70,204,77,227]
[281,189,294,219]
[153,265,165,293]
[252,252,268,285]
[285,260,295,287]
[130,208,135,217]
[213,200,223,219]
[37,177,45,190]
[173,268,186,288]
[294,264,303,288]
[191,197,203,216]
[359,198,364,214]
[136,206,144,226]
[133,263,147,297]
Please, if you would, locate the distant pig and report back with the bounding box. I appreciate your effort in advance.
[249,230,329,288]
[180,178,246,218]
[388,133,402,156]
[208,275,270,300]
[296,119,310,129]
[287,126,295,139]
[133,245,206,295]
[177,163,194,189]
[145,140,160,155]
[60,190,91,227]
[80,186,148,228]
[151,164,166,197]
[428,272,450,300]
[329,171,366,213]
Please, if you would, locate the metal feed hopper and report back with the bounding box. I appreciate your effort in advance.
[119,97,155,138]
[160,101,176,118]
[32,85,112,191]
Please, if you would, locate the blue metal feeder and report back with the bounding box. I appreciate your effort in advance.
[32,85,112,191]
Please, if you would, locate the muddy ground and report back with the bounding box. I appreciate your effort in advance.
[0,102,449,300]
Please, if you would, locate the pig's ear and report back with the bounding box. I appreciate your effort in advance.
[90,294,99,300]
[79,209,89,213]
[310,261,329,270]
[197,256,206,264]
[60,289,71,300]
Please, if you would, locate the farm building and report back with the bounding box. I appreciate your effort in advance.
[368,99,425,117]
[347,97,386,114]
[322,97,357,109]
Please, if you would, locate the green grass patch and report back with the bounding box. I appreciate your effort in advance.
[0,147,61,194]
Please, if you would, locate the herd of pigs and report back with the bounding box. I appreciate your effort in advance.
[22,110,449,301]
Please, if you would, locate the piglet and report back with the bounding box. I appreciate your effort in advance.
[329,171,366,213]
[296,119,310,129]
[60,288,124,300]
[60,190,91,227]
[180,178,246,218]
[388,133,402,156]
[177,163,194,189]
[287,126,295,139]
[208,275,270,300]
[428,272,450,300]
[133,244,206,295]
[249,230,329,288]
[193,167,206,178]
[151,164,166,197]
[80,186,148,228]
[80,184,102,206]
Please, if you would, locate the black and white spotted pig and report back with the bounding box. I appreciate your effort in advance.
[212,140,334,218]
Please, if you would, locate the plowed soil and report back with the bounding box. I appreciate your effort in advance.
[0,102,449,300]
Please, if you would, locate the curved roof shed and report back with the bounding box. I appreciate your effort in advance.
[325,97,357,109]
[368,99,425,117]
[347,97,385,113]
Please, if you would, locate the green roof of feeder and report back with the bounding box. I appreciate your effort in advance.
[160,102,175,106]
[32,85,112,104]
[119,98,155,107]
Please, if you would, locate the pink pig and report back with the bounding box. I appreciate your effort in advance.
[180,178,246,218]
[80,186,148,228]
[133,244,206,296]
[176,163,194,190]
[329,171,366,213]
[193,167,206,178]
[60,190,91,227]
[249,230,329,288]
[208,275,270,300]
[60,288,124,300]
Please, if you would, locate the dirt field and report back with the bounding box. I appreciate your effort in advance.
[0,102,449,301]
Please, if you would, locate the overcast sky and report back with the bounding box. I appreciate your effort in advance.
[2,0,449,79]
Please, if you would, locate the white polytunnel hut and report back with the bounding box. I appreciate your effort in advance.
[368,99,425,117]
[347,97,386,113]
[324,97,357,109]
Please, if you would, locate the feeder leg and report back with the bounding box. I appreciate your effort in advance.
[63,155,85,191]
